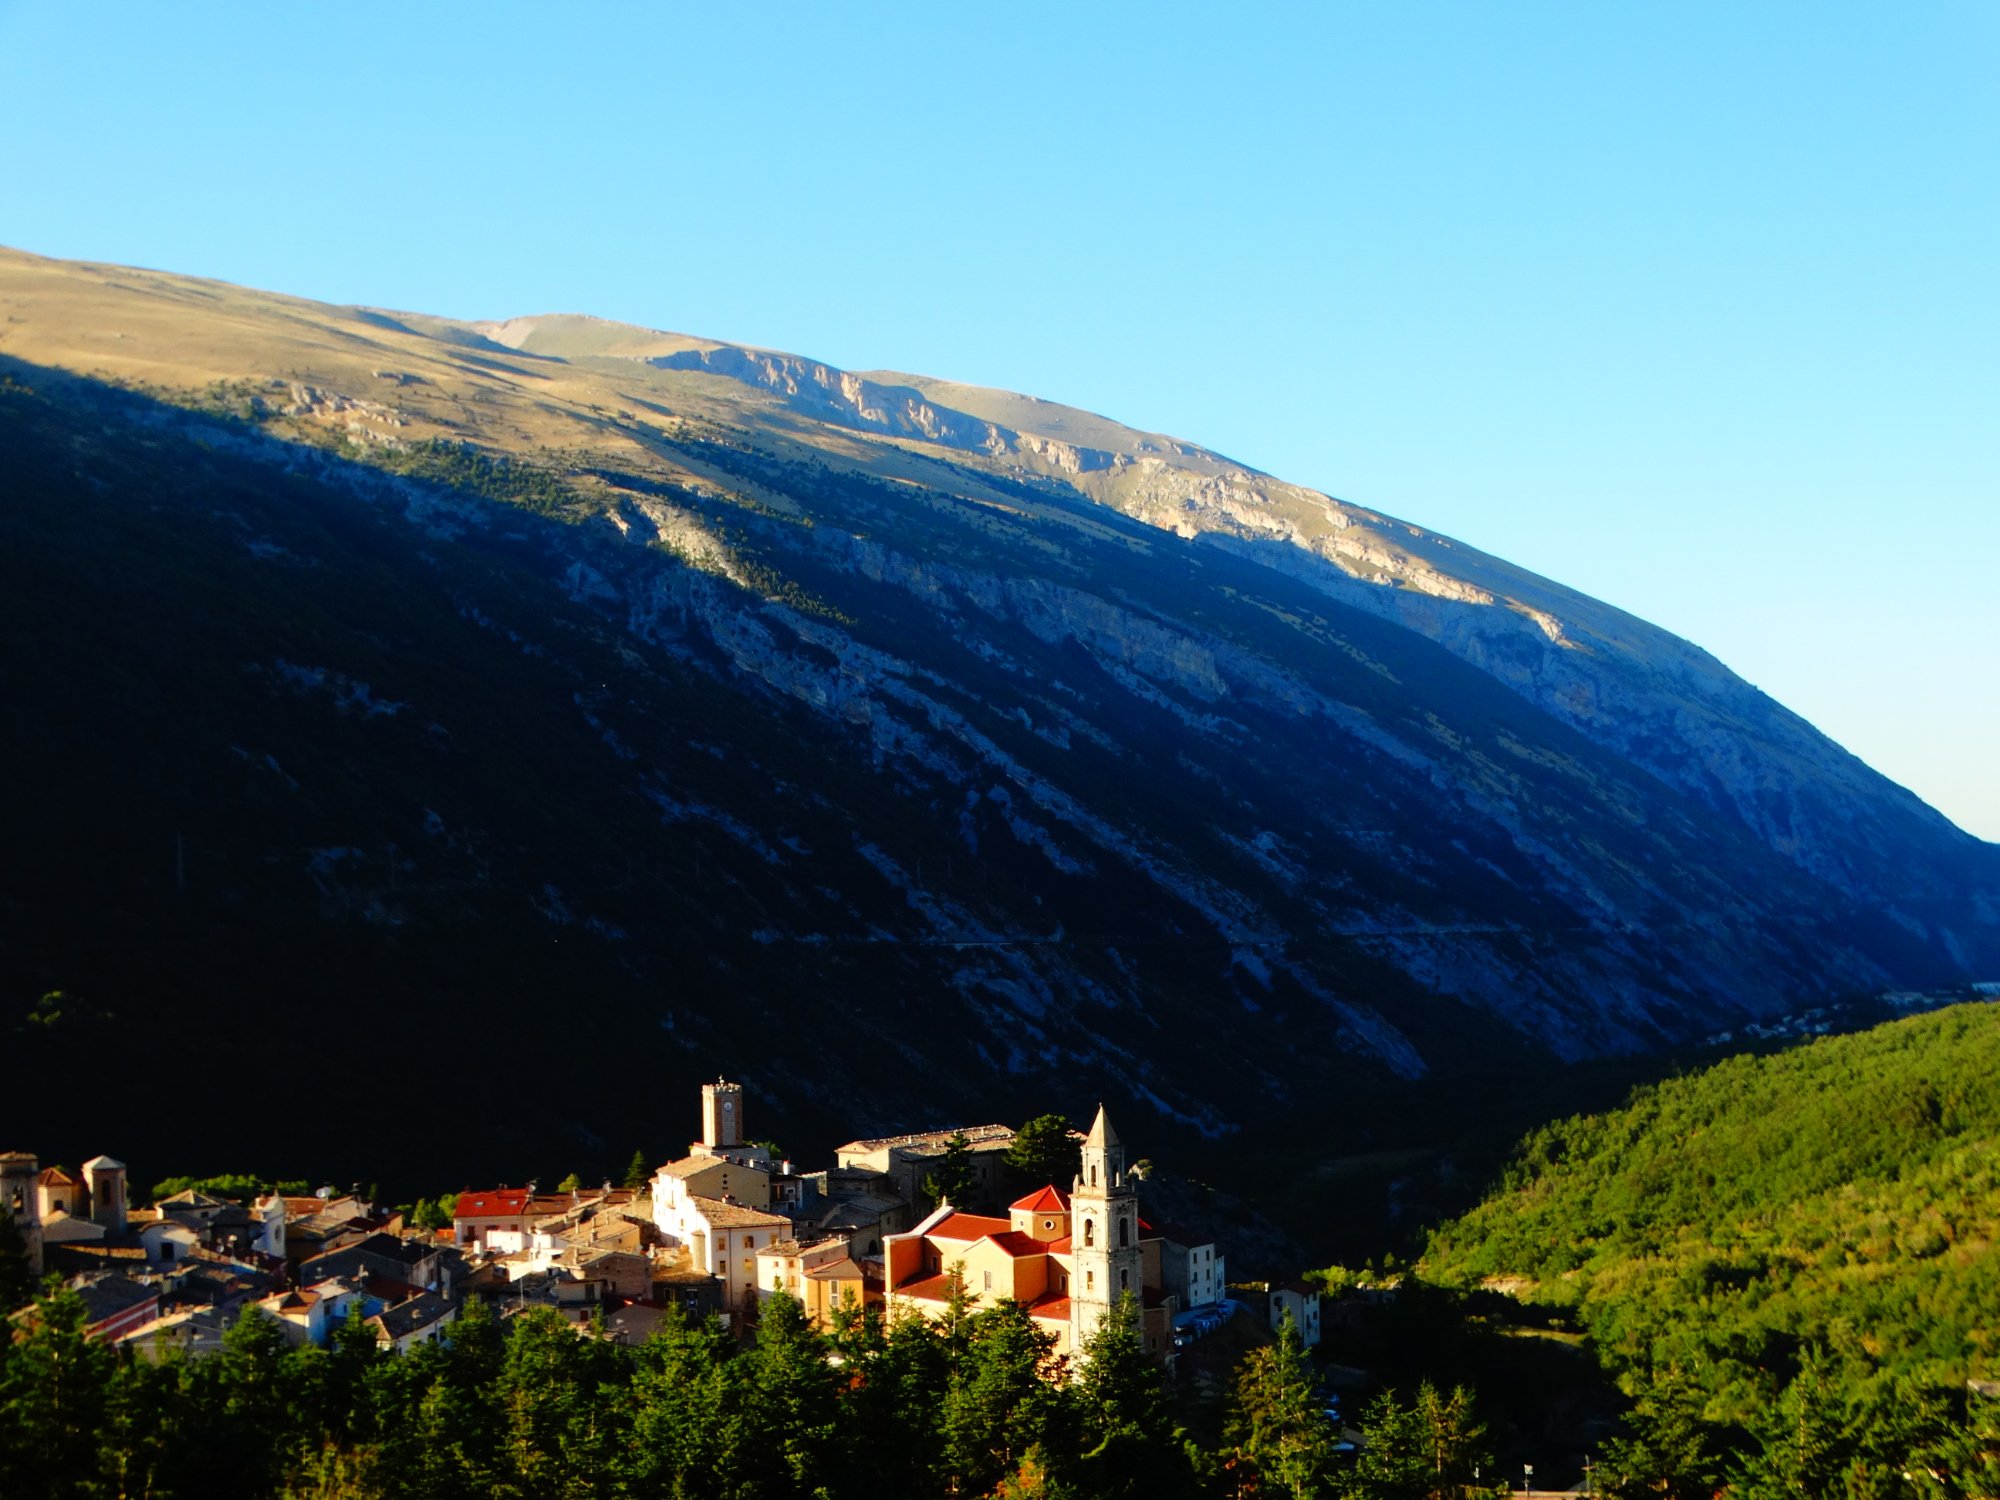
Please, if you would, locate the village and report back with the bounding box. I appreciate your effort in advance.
[2,1079,1325,1381]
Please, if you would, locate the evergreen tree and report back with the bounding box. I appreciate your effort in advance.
[0,1283,115,1500]
[1599,1363,1725,1500]
[279,1441,387,1500]
[375,1321,505,1500]
[924,1130,977,1209]
[556,1172,582,1194]
[204,1302,309,1497]
[494,1305,626,1498]
[1073,1291,1200,1498]
[0,1208,34,1312]
[1348,1388,1433,1500]
[1736,1346,1853,1500]
[321,1300,388,1444]
[1007,1114,1082,1190]
[623,1150,653,1192]
[843,1306,954,1496]
[739,1290,842,1495]
[1413,1381,1490,1500]
[627,1304,740,1500]
[945,1299,1068,1496]
[1225,1312,1336,1500]
[101,1350,197,1500]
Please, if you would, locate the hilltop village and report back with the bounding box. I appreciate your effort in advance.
[1,1080,1321,1372]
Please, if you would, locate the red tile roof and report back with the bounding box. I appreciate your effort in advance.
[929,1212,1012,1241]
[455,1190,531,1220]
[1026,1293,1071,1321]
[1009,1185,1070,1213]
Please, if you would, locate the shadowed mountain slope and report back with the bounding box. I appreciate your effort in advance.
[0,246,1993,1192]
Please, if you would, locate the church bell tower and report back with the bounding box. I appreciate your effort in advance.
[1069,1104,1143,1351]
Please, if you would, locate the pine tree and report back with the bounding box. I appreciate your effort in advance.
[1007,1114,1082,1190]
[1074,1291,1199,1498]
[494,1305,626,1497]
[1414,1381,1490,1500]
[924,1130,976,1209]
[207,1303,308,1496]
[1736,1345,1853,1500]
[0,1283,116,1500]
[1599,1362,1724,1500]
[100,1349,196,1500]
[1350,1388,1433,1500]
[739,1290,841,1495]
[1225,1311,1335,1500]
[945,1299,1068,1496]
[627,1303,740,1499]
[843,1306,954,1496]
[0,1207,35,1312]
[622,1149,652,1192]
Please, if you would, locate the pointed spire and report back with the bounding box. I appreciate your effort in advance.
[1084,1104,1118,1149]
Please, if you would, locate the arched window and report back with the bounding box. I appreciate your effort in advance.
[1118,1216,1130,1248]
[1083,1218,1095,1247]
[1090,1163,1098,1187]
[1120,1268,1129,1291]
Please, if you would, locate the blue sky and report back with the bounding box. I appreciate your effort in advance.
[4,2,1995,837]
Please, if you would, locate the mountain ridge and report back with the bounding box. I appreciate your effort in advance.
[0,244,1993,1197]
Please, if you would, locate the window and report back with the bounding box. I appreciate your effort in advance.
[742,1259,751,1273]
[983,1270,993,1291]
[1044,1219,1055,1231]
[1120,1269,1129,1291]
[1086,1271,1095,1291]
[1118,1217,1130,1248]
[1083,1219,1094,1247]
[1090,1164,1098,1187]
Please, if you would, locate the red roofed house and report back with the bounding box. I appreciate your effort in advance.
[883,1106,1176,1369]
[454,1189,533,1253]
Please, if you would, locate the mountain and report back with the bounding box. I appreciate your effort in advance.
[0,245,1993,1201]
[1420,1001,2000,1411]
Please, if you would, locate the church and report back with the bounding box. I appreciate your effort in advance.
[882,1105,1178,1366]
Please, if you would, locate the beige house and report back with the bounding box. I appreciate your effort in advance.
[653,1155,771,1216]
[675,1195,790,1319]
[755,1237,882,1328]
[835,1123,1015,1207]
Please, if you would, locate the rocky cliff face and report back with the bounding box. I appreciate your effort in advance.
[0,246,1992,1190]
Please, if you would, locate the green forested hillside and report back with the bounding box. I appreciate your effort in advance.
[1424,1003,2000,1421]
